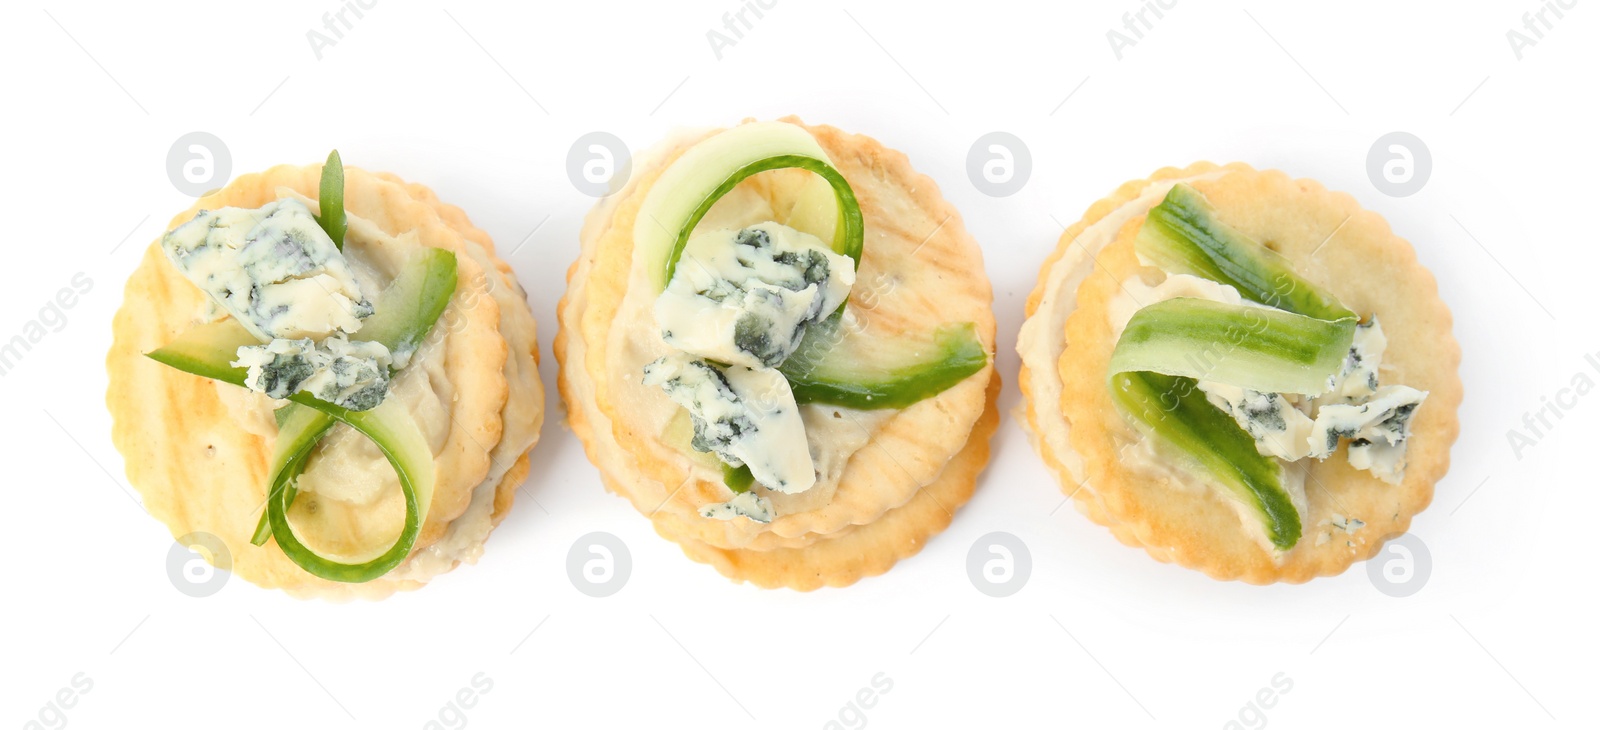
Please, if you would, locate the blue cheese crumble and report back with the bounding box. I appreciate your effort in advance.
[643,352,816,495]
[699,491,774,523]
[162,198,372,341]
[1328,514,1366,533]
[1322,318,1386,401]
[1197,382,1315,461]
[233,336,392,411]
[1308,385,1427,483]
[654,222,854,370]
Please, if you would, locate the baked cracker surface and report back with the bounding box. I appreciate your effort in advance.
[557,119,997,588]
[107,165,542,599]
[1033,164,1461,583]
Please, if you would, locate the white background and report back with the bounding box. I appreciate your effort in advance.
[2,1,1593,728]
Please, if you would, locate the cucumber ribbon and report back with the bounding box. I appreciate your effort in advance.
[1108,184,1356,550]
[781,319,989,410]
[316,150,347,250]
[640,122,864,291]
[148,152,460,582]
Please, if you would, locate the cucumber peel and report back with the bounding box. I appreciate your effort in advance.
[781,320,988,410]
[722,464,754,493]
[149,247,458,582]
[317,150,346,251]
[637,121,863,291]
[249,402,331,545]
[1111,298,1354,396]
[1138,184,1354,321]
[250,405,331,546]
[1110,371,1302,550]
[267,395,435,581]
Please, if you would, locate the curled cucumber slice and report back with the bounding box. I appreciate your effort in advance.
[267,394,435,581]
[250,404,330,545]
[149,247,458,582]
[637,121,864,291]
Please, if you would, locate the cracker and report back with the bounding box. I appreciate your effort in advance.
[107,165,542,599]
[1025,164,1461,583]
[557,119,997,585]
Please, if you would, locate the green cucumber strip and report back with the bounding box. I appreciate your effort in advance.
[151,247,458,582]
[145,319,258,384]
[247,248,457,545]
[1109,298,1354,396]
[1110,371,1301,550]
[637,121,863,291]
[665,408,754,493]
[250,403,330,546]
[1137,184,1354,321]
[668,154,862,281]
[317,150,346,250]
[722,464,754,493]
[345,247,460,352]
[780,320,988,410]
[268,395,435,582]
[249,503,278,545]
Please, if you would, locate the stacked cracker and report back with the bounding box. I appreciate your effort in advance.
[558,120,998,590]
[108,165,543,599]
[1017,163,1462,583]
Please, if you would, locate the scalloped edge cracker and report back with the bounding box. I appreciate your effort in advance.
[1020,164,1461,584]
[557,118,997,589]
[107,165,543,600]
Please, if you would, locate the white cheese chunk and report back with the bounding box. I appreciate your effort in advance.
[1308,385,1428,459]
[163,199,372,341]
[233,336,392,411]
[654,222,855,370]
[1347,437,1408,485]
[699,491,774,523]
[643,353,816,494]
[1323,317,1387,401]
[1309,320,1426,483]
[1197,382,1316,461]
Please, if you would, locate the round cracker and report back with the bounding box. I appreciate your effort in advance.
[557,119,997,587]
[1024,164,1461,583]
[107,165,542,599]
[570,119,995,548]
